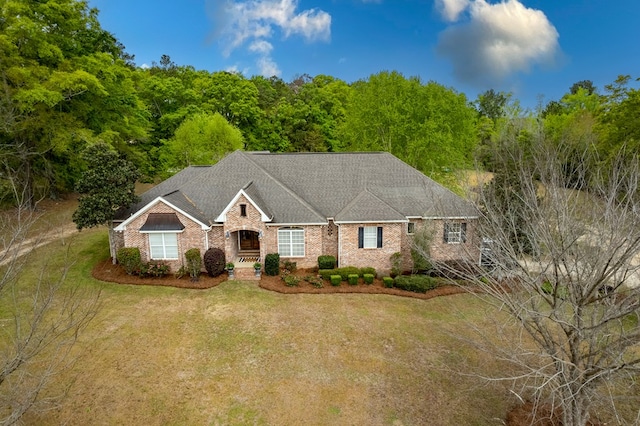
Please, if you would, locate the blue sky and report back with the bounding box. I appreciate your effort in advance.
[88,0,640,109]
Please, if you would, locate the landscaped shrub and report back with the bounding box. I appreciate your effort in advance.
[283,274,301,287]
[330,275,341,286]
[359,267,376,277]
[393,275,438,293]
[318,255,336,270]
[282,260,297,273]
[363,273,374,284]
[390,252,402,277]
[116,247,142,275]
[319,266,360,281]
[265,253,280,276]
[185,248,202,281]
[305,275,324,288]
[203,247,225,277]
[348,274,359,285]
[383,277,394,288]
[141,260,170,278]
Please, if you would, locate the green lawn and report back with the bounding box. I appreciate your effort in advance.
[11,230,515,425]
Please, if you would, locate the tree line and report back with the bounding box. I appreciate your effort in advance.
[1,0,638,207]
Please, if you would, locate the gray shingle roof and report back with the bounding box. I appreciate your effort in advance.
[117,151,477,224]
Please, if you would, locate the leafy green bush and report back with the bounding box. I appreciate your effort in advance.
[348,274,358,285]
[282,260,297,273]
[319,266,359,281]
[363,273,374,284]
[330,275,341,286]
[319,266,376,281]
[305,275,324,288]
[359,267,376,277]
[203,247,225,277]
[265,253,280,276]
[184,248,202,281]
[383,277,394,288]
[116,247,142,275]
[318,255,336,269]
[283,274,301,287]
[141,260,170,278]
[393,275,438,293]
[390,252,402,277]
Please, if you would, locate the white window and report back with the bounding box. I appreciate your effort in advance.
[149,233,179,259]
[407,222,415,235]
[278,228,305,257]
[363,226,378,248]
[444,223,466,244]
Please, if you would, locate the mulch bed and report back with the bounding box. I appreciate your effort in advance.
[92,258,469,299]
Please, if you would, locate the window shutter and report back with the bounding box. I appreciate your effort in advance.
[377,226,383,248]
[358,227,364,248]
[443,223,449,243]
[461,223,467,243]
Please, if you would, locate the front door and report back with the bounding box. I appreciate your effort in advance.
[239,230,260,251]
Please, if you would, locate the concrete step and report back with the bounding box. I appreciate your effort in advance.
[230,267,261,281]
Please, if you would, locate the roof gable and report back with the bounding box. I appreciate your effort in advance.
[215,185,272,222]
[114,196,211,231]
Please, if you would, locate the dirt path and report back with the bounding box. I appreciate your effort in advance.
[0,223,79,267]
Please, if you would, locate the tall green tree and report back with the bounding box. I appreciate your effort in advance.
[341,71,476,181]
[0,0,147,206]
[72,142,139,230]
[163,112,244,170]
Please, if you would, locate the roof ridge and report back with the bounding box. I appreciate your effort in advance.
[336,189,405,220]
[241,151,327,221]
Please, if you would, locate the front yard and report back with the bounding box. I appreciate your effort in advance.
[16,230,516,425]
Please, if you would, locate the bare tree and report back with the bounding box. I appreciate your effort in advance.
[0,174,99,425]
[426,138,640,425]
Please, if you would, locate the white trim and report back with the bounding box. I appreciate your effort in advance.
[114,197,211,231]
[422,216,479,220]
[140,229,186,234]
[334,219,408,224]
[266,222,328,227]
[337,224,342,268]
[215,189,272,222]
[148,232,179,260]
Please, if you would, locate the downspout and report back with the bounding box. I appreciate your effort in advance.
[337,223,341,268]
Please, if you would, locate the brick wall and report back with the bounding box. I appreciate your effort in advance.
[338,223,403,275]
[122,202,208,271]
[223,194,267,261]
[399,219,481,272]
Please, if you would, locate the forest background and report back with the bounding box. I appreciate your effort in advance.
[1,0,639,207]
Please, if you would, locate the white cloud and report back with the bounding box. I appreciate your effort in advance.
[436,0,471,22]
[248,39,273,54]
[256,56,281,77]
[436,0,560,87]
[213,0,331,77]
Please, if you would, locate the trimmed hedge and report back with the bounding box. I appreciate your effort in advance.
[318,255,336,270]
[393,275,438,293]
[318,266,377,281]
[203,247,225,277]
[265,253,280,276]
[363,273,374,284]
[330,275,341,286]
[383,277,394,288]
[116,247,142,275]
[348,274,358,285]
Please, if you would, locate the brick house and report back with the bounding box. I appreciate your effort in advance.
[111,150,480,275]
